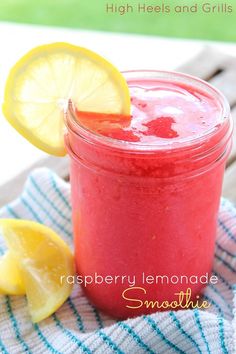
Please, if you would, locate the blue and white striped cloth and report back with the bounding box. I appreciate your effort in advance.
[0,168,235,354]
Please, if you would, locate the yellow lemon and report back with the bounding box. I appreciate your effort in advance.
[2,42,131,156]
[0,219,75,323]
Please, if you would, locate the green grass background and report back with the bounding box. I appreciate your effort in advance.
[0,0,235,41]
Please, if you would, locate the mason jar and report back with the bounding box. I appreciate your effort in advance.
[65,71,232,318]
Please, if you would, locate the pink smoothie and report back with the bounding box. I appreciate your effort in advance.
[65,71,232,318]
[102,80,223,143]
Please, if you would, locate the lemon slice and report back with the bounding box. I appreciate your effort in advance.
[0,251,24,295]
[0,219,75,323]
[3,42,131,156]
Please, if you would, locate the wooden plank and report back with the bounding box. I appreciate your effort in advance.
[177,46,235,80]
[178,47,236,105]
[227,106,236,166]
[223,161,236,204]
[0,156,69,207]
[209,68,236,106]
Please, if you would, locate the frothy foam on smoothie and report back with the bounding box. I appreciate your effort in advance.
[103,80,222,144]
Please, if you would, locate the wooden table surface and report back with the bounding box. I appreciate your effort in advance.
[0,34,235,206]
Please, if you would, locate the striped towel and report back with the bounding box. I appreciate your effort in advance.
[0,168,235,354]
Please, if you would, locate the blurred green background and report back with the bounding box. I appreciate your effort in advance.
[0,0,235,41]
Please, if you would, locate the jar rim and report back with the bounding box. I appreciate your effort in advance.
[65,70,232,154]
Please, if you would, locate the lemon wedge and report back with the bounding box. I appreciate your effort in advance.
[0,219,75,323]
[0,251,24,295]
[2,42,131,156]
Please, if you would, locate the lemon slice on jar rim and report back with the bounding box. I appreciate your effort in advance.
[2,42,131,156]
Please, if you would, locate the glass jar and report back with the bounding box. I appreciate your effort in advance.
[65,71,232,318]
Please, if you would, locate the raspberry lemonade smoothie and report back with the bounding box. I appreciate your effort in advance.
[2,44,232,319]
[66,71,232,318]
